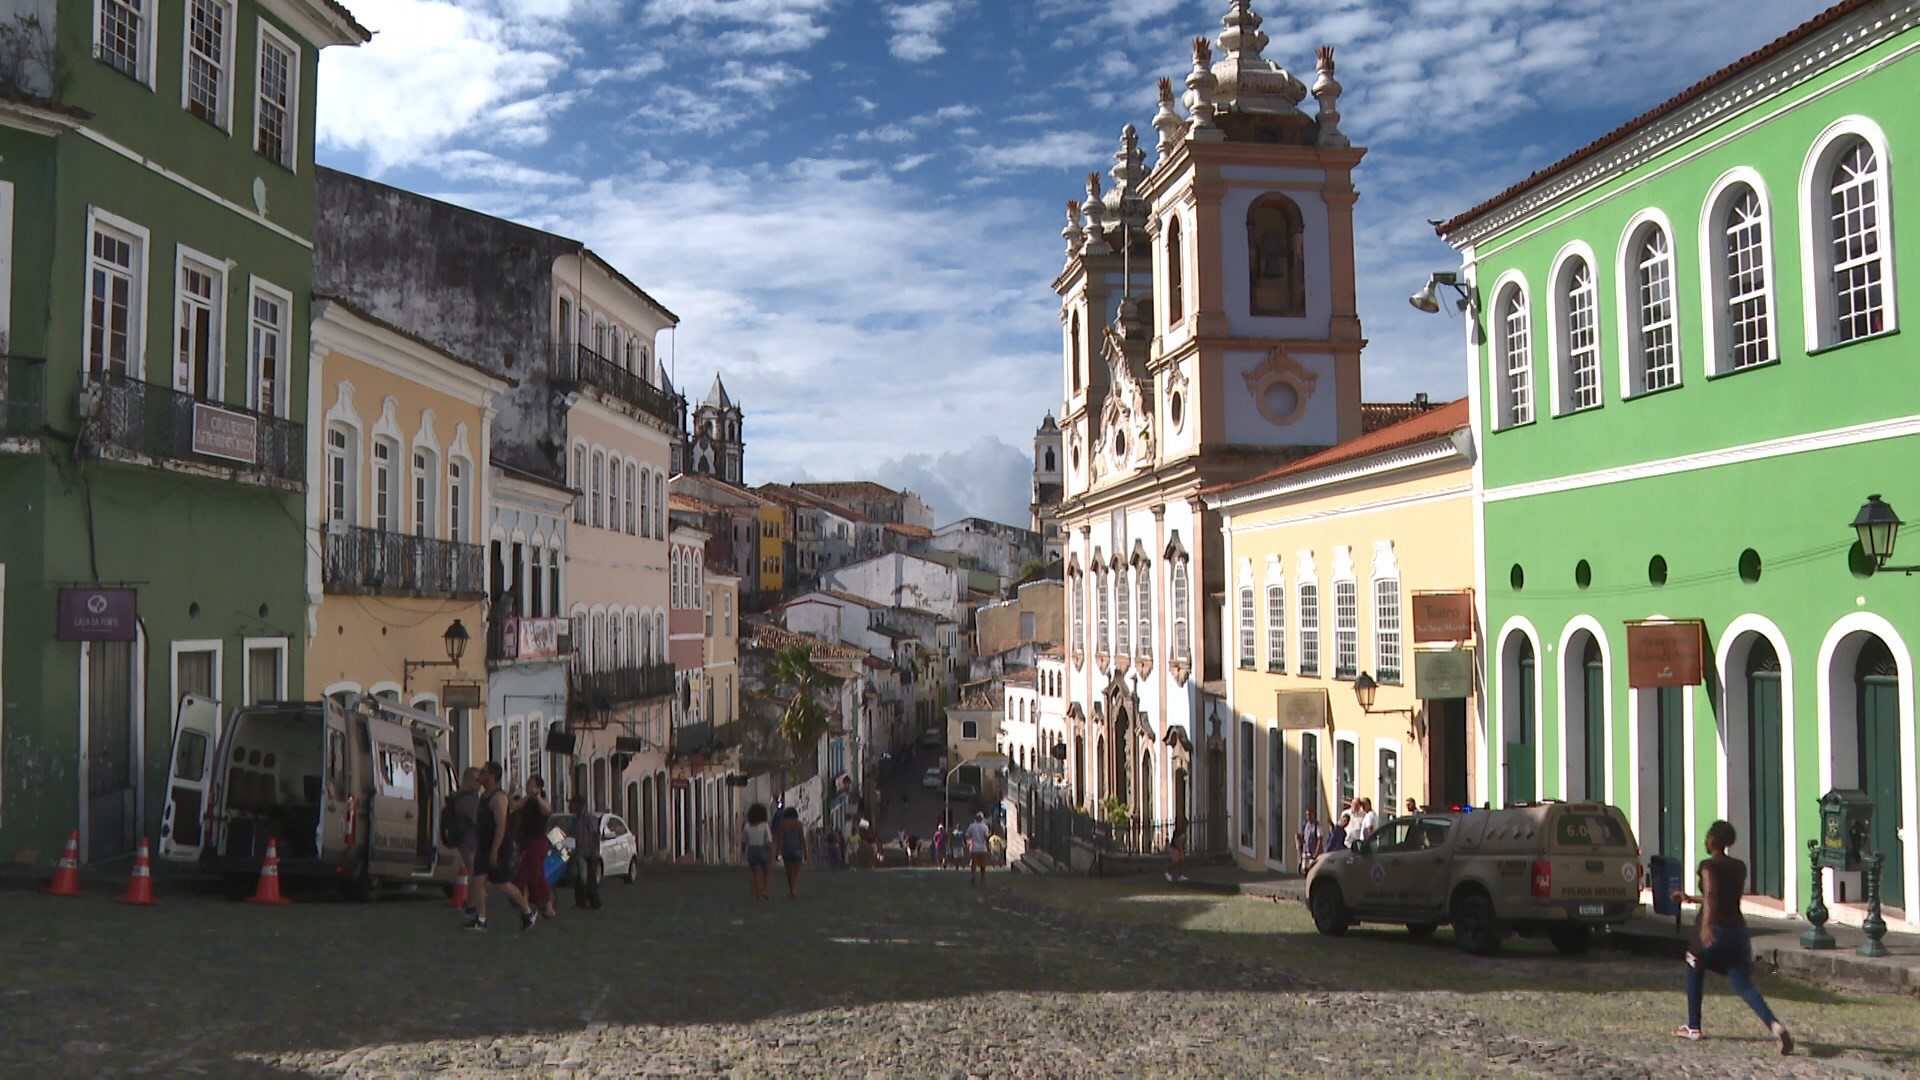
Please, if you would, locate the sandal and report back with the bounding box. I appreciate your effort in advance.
[1672,1026,1704,1041]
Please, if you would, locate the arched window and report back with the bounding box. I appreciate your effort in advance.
[626,339,637,374]
[447,457,467,543]
[626,462,638,533]
[1247,194,1305,317]
[1237,585,1256,669]
[1095,563,1110,656]
[671,551,681,608]
[1135,562,1152,660]
[640,467,652,538]
[593,320,608,358]
[1170,559,1190,662]
[590,450,605,528]
[1115,563,1131,656]
[1494,281,1533,428]
[571,443,587,524]
[608,457,622,534]
[411,448,438,536]
[1296,577,1319,677]
[558,297,574,354]
[1622,217,1679,394]
[1372,575,1401,685]
[1266,580,1285,673]
[1043,447,1055,472]
[1555,255,1600,412]
[1165,215,1185,327]
[1706,179,1774,371]
[1070,313,1082,394]
[1071,570,1085,657]
[1814,133,1892,346]
[324,422,357,526]
[654,473,665,536]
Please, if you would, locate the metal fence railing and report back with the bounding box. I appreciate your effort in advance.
[549,343,675,426]
[569,662,676,712]
[323,524,486,597]
[96,372,304,484]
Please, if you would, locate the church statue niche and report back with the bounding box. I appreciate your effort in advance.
[1247,194,1306,317]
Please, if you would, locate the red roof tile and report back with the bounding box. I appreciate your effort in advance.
[1438,0,1873,238]
[1203,398,1470,497]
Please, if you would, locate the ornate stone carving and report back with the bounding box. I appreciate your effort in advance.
[1242,344,1318,426]
[1062,200,1084,257]
[1312,45,1348,148]
[1182,38,1223,142]
[1152,77,1181,158]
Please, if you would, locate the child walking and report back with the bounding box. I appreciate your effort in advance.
[1670,820,1793,1055]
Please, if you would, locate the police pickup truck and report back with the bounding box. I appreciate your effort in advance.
[1305,802,1642,955]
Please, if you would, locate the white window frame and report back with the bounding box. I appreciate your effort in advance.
[1237,583,1256,670]
[1094,559,1109,656]
[181,0,234,130]
[168,638,224,716]
[590,449,605,528]
[1489,273,1532,429]
[1296,575,1320,678]
[447,456,468,544]
[1546,242,1602,414]
[241,637,288,706]
[1375,738,1401,818]
[1698,169,1779,376]
[1265,560,1285,674]
[411,446,438,537]
[371,436,398,533]
[254,21,301,172]
[84,209,150,382]
[570,441,587,524]
[93,0,158,88]
[1799,117,1898,352]
[1372,575,1401,686]
[246,276,292,416]
[1614,209,1681,398]
[1332,577,1358,680]
[1071,570,1085,657]
[172,246,225,401]
[1333,730,1358,810]
[625,462,638,534]
[1134,558,1152,660]
[324,421,357,526]
[1170,557,1190,662]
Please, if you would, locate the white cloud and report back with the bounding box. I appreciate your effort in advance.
[640,0,836,54]
[437,149,582,187]
[874,437,1035,529]
[317,0,570,171]
[974,131,1107,173]
[894,152,936,171]
[886,1,962,62]
[630,61,812,133]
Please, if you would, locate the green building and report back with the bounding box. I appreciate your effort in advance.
[0,0,366,864]
[1439,0,1917,926]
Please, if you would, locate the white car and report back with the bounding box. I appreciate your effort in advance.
[922,767,944,790]
[548,812,641,883]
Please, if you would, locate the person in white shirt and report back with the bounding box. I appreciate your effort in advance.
[964,813,992,884]
[1345,798,1367,846]
[1359,798,1378,841]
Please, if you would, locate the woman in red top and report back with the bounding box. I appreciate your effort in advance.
[1669,820,1792,1054]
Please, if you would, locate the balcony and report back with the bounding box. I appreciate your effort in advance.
[94,373,303,486]
[549,343,674,426]
[0,355,45,442]
[488,616,572,664]
[323,525,486,598]
[671,720,714,758]
[569,662,676,716]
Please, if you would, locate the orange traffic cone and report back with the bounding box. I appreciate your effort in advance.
[41,830,83,897]
[246,838,291,905]
[448,869,469,910]
[120,837,158,906]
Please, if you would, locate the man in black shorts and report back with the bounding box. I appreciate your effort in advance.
[466,762,533,931]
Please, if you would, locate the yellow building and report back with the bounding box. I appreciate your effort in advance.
[758,504,785,594]
[1206,400,1479,873]
[305,297,510,761]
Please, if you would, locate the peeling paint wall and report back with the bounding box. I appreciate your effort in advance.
[313,167,576,482]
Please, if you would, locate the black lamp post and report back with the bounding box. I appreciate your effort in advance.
[403,619,471,693]
[1852,494,1918,572]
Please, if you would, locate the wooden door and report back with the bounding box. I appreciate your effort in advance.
[1746,640,1784,898]
[1656,687,1685,860]
[1857,639,1903,909]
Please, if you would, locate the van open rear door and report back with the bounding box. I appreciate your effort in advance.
[365,713,421,877]
[160,694,222,861]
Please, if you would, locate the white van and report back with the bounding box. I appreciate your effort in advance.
[160,692,461,899]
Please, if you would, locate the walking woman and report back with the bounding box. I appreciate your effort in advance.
[1671,820,1793,1054]
[742,803,773,900]
[514,775,557,923]
[777,806,808,899]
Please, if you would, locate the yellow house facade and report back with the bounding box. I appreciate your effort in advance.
[1208,400,1480,873]
[305,298,510,761]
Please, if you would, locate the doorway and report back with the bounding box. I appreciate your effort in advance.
[84,639,141,862]
[1656,687,1685,860]
[1856,639,1904,909]
[1582,638,1606,801]
[1746,640,1784,899]
[1426,698,1469,809]
[1503,633,1536,803]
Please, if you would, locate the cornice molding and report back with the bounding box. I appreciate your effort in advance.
[1445,2,1920,248]
[1206,434,1468,513]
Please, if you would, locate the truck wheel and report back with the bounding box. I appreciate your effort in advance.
[1451,891,1503,955]
[1406,921,1438,938]
[1549,926,1592,955]
[624,858,638,884]
[1309,882,1351,937]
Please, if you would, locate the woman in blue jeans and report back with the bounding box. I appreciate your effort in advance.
[1670,819,1793,1054]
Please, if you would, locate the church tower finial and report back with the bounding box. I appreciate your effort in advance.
[1312,45,1348,147]
[1081,173,1111,254]
[1152,77,1181,158]
[1183,38,1222,141]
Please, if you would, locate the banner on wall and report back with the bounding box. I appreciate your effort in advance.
[56,587,137,641]
[1412,591,1474,643]
[1273,689,1330,729]
[1625,620,1706,688]
[1415,648,1475,700]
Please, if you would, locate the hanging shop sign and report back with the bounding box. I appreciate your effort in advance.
[56,587,138,641]
[191,403,259,465]
[1273,688,1331,729]
[1412,591,1474,643]
[1625,620,1707,688]
[1415,648,1476,700]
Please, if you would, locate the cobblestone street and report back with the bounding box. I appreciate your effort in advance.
[4,868,1917,1077]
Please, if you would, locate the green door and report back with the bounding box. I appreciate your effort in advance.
[1746,640,1784,899]
[1657,687,1685,860]
[1583,639,1606,802]
[1508,641,1536,804]
[1857,640,1904,909]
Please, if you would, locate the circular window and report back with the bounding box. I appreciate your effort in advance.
[1071,446,1081,471]
[1849,540,1876,580]
[188,601,201,618]
[1509,564,1525,591]
[1575,559,1592,590]
[1648,555,1668,587]
[1169,391,1184,431]
[1262,383,1300,422]
[258,603,270,619]
[1738,548,1762,584]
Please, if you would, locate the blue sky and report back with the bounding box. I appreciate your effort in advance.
[316,0,1828,527]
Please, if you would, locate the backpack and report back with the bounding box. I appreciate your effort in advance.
[440,792,470,849]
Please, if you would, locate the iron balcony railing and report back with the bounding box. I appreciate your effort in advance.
[0,355,45,439]
[671,720,714,758]
[95,373,304,484]
[549,342,674,426]
[323,524,487,597]
[569,662,676,712]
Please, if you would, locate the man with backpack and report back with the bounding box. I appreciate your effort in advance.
[445,768,481,918]
[571,794,603,910]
